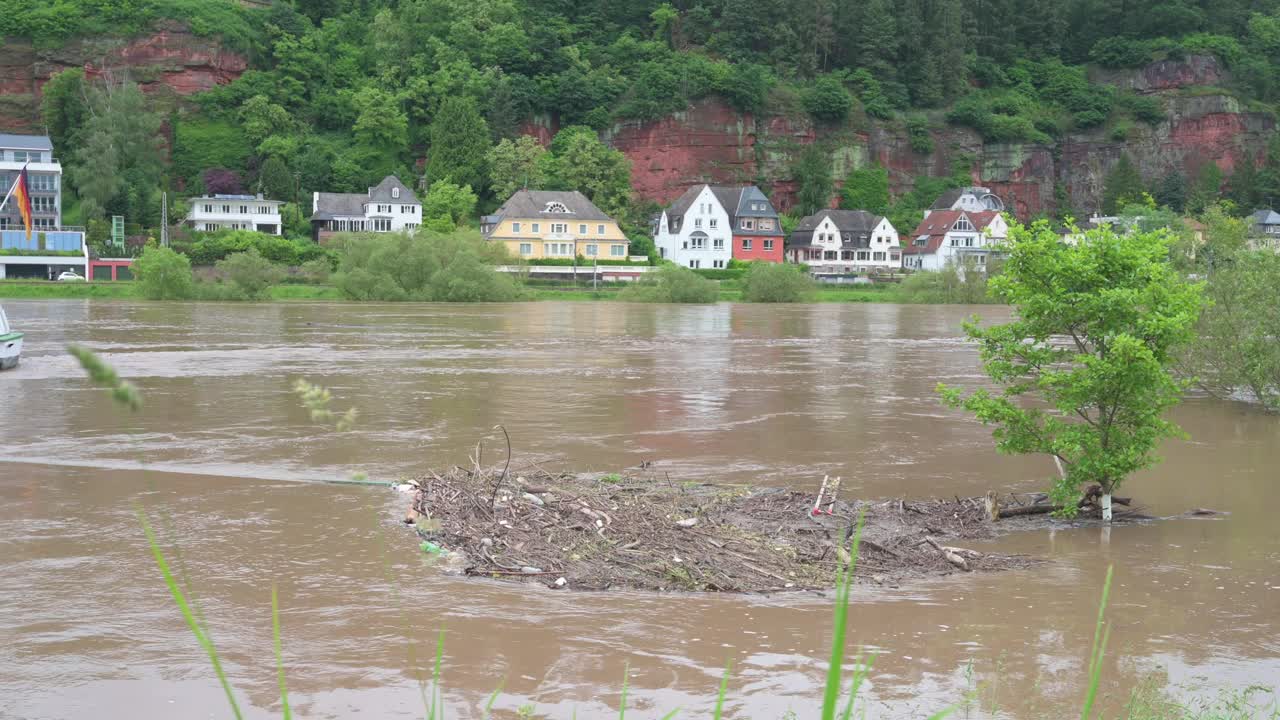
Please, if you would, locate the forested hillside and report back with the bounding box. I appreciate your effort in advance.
[5,0,1280,234]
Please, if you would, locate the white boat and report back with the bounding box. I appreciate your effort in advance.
[0,304,22,370]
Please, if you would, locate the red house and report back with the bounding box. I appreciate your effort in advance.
[721,185,785,263]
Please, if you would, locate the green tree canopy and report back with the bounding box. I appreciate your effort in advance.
[488,136,549,201]
[793,145,834,216]
[545,126,633,219]
[425,96,492,193]
[940,220,1204,517]
[69,80,164,224]
[133,246,195,300]
[423,179,479,229]
[1101,153,1145,214]
[840,163,891,215]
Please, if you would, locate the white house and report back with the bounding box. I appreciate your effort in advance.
[924,186,1005,217]
[0,133,63,230]
[903,210,1008,272]
[653,185,735,269]
[786,209,901,274]
[186,194,285,235]
[310,175,421,242]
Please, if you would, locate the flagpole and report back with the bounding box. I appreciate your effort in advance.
[0,161,29,213]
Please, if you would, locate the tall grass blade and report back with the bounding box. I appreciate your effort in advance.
[659,710,680,720]
[428,628,445,720]
[618,661,629,720]
[136,507,242,720]
[839,653,876,720]
[822,510,865,720]
[1080,565,1115,720]
[272,585,292,719]
[482,680,504,718]
[712,660,731,720]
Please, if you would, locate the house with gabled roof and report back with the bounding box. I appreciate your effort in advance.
[654,184,784,268]
[903,209,1007,272]
[480,189,628,261]
[310,175,421,242]
[787,209,901,275]
[925,186,1005,217]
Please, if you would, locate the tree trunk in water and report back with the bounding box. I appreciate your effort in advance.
[1102,493,1113,522]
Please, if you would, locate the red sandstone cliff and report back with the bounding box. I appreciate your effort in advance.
[0,20,246,133]
[591,55,1272,217]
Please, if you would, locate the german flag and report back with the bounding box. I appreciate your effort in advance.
[12,165,33,241]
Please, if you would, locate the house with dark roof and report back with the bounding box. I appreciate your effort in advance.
[653,184,784,268]
[903,210,1007,272]
[480,190,628,260]
[786,210,901,274]
[1249,209,1280,250]
[924,187,1005,217]
[310,176,421,242]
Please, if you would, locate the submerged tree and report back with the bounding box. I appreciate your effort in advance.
[939,220,1204,520]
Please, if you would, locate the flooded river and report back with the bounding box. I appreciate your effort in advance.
[1,300,1277,719]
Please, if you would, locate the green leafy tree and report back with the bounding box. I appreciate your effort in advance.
[1154,170,1187,212]
[740,262,813,302]
[1182,212,1280,411]
[1228,158,1259,211]
[1189,162,1224,214]
[215,248,286,300]
[425,96,492,192]
[793,145,833,216]
[352,86,408,153]
[802,76,852,123]
[259,156,296,203]
[69,80,164,224]
[840,163,891,215]
[40,68,88,159]
[238,95,295,147]
[939,220,1204,519]
[488,136,549,201]
[546,126,632,219]
[423,179,478,228]
[1100,153,1145,214]
[714,62,774,114]
[133,246,195,300]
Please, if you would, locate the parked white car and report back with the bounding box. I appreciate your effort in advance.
[56,271,85,282]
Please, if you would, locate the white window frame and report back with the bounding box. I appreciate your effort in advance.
[610,244,625,257]
[392,187,400,199]
[585,243,598,256]
[512,222,522,232]
[519,242,532,256]
[742,238,753,251]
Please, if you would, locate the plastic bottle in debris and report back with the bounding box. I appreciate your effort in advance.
[420,541,445,555]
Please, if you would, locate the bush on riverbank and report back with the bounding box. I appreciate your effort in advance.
[894,261,998,304]
[133,246,195,300]
[740,262,814,302]
[616,265,719,303]
[210,248,286,301]
[175,230,333,267]
[333,231,522,302]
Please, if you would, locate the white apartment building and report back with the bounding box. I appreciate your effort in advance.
[652,185,734,269]
[0,133,63,230]
[786,209,901,274]
[310,175,422,242]
[186,194,285,235]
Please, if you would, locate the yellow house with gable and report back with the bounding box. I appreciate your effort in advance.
[480,189,629,261]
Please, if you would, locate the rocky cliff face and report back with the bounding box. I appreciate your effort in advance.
[597,55,1273,218]
[0,20,246,133]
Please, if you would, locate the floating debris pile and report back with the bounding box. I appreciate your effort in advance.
[402,467,1040,593]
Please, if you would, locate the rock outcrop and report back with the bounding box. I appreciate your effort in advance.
[595,55,1272,217]
[0,20,246,132]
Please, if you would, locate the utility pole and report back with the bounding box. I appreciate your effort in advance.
[160,191,168,247]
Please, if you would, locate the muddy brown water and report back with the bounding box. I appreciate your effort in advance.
[1,300,1277,720]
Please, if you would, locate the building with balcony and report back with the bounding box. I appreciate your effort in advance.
[787,209,901,275]
[310,175,421,242]
[653,184,784,268]
[480,189,629,261]
[186,194,285,235]
[0,133,87,279]
[0,133,63,230]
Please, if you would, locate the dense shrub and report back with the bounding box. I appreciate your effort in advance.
[617,265,718,303]
[179,231,331,266]
[802,77,853,123]
[133,246,194,300]
[214,248,285,301]
[895,261,996,304]
[332,231,521,302]
[170,119,252,186]
[740,262,813,303]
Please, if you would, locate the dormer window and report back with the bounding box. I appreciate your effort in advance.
[953,217,974,232]
[544,201,572,213]
[392,187,400,199]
